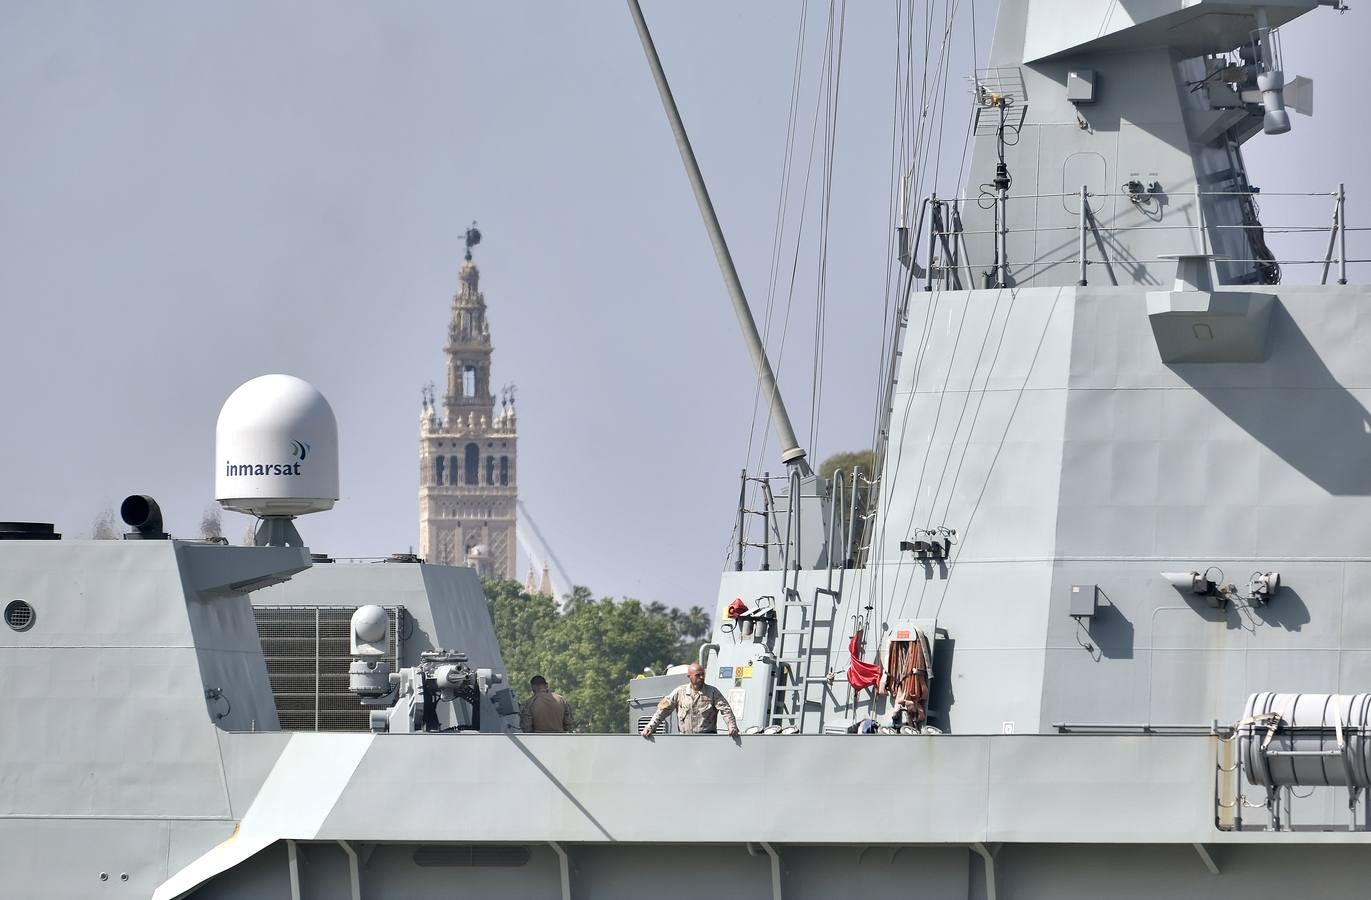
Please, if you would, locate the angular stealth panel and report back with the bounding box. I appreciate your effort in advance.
[1146,290,1276,363]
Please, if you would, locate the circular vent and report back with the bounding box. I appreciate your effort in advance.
[4,600,34,632]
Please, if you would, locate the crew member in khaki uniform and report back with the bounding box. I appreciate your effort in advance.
[640,662,739,737]
[520,675,573,733]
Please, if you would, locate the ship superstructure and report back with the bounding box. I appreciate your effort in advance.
[4,1,1371,898]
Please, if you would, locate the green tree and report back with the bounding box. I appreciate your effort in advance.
[819,449,877,566]
[561,585,593,612]
[819,449,875,482]
[541,597,679,733]
[483,578,559,700]
[482,579,711,733]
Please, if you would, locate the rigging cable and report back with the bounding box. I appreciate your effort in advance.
[929,287,1063,621]
[873,0,991,624]
[749,2,839,477]
[867,0,953,631]
[730,0,810,569]
[742,0,811,478]
[809,0,848,455]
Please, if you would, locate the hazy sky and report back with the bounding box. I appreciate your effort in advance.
[0,2,1360,610]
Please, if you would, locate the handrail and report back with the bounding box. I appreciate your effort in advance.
[734,469,747,572]
[824,470,848,595]
[918,183,1360,288]
[780,468,803,598]
[733,471,779,572]
[927,189,1342,202]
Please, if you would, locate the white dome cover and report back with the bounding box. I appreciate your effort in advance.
[351,605,389,644]
[215,374,339,517]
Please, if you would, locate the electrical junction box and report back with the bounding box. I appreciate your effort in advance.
[1069,584,1098,619]
[1066,69,1096,103]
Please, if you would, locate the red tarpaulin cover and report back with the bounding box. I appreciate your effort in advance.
[846,629,883,691]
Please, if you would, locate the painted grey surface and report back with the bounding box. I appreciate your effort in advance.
[3,533,1371,900]
[9,2,1371,897]
[142,842,1371,900]
[709,284,1371,735]
[0,539,288,818]
[252,560,506,673]
[951,0,1333,291]
[251,559,515,730]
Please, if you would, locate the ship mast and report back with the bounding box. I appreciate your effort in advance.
[627,0,810,472]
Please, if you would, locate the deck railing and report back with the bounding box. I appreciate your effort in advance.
[920,185,1363,290]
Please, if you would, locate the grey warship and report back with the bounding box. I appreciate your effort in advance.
[5,0,1371,897]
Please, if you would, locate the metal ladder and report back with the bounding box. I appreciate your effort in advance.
[771,586,817,729]
[734,470,780,571]
[771,585,843,731]
[769,469,859,731]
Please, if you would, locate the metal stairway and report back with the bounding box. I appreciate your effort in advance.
[771,583,842,731]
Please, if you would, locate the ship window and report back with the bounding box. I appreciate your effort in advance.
[485,457,494,485]
[412,845,530,867]
[464,443,479,485]
[499,456,509,485]
[463,366,476,397]
[434,456,445,485]
[4,600,34,632]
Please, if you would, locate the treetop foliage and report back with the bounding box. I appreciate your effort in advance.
[819,449,875,482]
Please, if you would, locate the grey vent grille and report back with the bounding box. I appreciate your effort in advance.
[255,605,402,731]
[636,715,666,735]
[412,845,531,868]
[4,600,34,631]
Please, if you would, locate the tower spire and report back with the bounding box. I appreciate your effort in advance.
[419,221,520,580]
[463,220,481,262]
[444,224,493,423]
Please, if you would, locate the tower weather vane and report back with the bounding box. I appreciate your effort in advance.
[464,221,482,261]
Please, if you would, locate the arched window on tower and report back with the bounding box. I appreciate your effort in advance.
[434,455,445,485]
[464,443,479,485]
[463,366,476,397]
[485,456,494,485]
[499,456,509,486]
[448,456,459,485]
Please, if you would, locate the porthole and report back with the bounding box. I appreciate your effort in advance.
[4,600,34,632]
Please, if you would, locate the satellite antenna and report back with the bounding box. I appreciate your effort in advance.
[215,374,339,547]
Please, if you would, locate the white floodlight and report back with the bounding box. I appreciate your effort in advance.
[1162,571,1213,595]
[1251,571,1282,602]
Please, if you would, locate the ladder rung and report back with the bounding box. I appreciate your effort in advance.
[779,629,809,636]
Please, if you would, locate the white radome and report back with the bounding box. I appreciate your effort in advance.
[215,374,339,518]
[349,604,390,657]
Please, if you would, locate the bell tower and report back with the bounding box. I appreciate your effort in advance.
[418,223,519,578]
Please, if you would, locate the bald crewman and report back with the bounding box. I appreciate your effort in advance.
[520,675,573,733]
[640,662,739,737]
